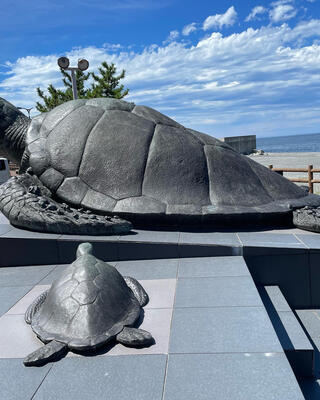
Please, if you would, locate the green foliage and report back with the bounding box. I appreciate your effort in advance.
[36,62,129,112]
[88,62,129,99]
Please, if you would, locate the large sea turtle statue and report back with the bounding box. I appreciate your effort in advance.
[1,96,320,233]
[24,242,154,366]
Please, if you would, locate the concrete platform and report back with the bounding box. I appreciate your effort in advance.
[0,256,305,400]
[2,217,320,398]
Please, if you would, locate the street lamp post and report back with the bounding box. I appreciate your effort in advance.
[17,107,33,119]
[57,57,89,100]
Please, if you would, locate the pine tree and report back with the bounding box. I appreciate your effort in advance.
[36,62,129,112]
[87,62,129,99]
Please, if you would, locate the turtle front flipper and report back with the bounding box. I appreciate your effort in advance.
[25,290,49,324]
[0,173,132,235]
[24,340,68,367]
[124,276,149,307]
[116,327,154,347]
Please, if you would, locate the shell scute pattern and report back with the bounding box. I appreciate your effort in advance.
[71,256,100,281]
[25,97,320,223]
[30,251,141,348]
[71,281,99,305]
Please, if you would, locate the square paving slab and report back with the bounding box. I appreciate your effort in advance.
[174,276,262,308]
[169,306,282,354]
[115,258,179,280]
[0,286,33,317]
[0,265,56,287]
[164,353,304,400]
[33,355,167,400]
[178,256,249,278]
[0,359,52,400]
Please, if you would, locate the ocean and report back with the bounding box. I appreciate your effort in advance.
[257,133,320,153]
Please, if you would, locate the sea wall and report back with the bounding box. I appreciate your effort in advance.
[219,135,256,154]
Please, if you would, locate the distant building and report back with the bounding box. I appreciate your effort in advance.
[219,135,256,155]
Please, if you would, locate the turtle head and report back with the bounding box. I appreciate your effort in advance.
[76,242,93,257]
[0,97,30,163]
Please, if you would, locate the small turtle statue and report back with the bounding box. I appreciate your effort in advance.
[24,242,154,366]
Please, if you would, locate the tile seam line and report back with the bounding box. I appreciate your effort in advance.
[167,351,285,355]
[30,363,54,400]
[236,232,243,248]
[177,274,249,279]
[177,275,253,280]
[166,272,179,359]
[173,305,264,309]
[0,285,35,317]
[172,305,266,310]
[293,233,309,249]
[34,264,59,287]
[161,354,169,400]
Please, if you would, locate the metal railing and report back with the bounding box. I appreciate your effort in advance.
[268,164,320,194]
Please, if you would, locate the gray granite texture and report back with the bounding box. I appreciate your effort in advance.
[1,97,320,234]
[164,353,304,400]
[0,253,307,399]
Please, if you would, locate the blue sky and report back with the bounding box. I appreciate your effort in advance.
[1,0,320,138]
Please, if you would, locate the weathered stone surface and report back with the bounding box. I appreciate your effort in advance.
[39,168,64,192]
[29,151,50,176]
[47,105,104,177]
[2,97,320,233]
[28,138,46,155]
[24,243,153,365]
[81,189,116,212]
[56,177,88,205]
[79,110,155,199]
[114,196,166,214]
[25,113,46,146]
[86,98,135,112]
[293,206,320,232]
[166,204,203,216]
[143,124,210,205]
[204,145,272,207]
[187,128,233,150]
[0,174,132,235]
[132,105,182,128]
[41,100,86,137]
[246,157,305,200]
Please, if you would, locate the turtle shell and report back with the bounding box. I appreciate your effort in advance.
[25,98,320,225]
[31,251,141,350]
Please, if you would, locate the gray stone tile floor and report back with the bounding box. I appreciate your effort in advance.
[1,222,320,261]
[164,353,304,400]
[0,255,306,399]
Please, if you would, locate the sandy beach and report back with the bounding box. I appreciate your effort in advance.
[248,152,320,193]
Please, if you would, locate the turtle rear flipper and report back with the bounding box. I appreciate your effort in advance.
[116,327,154,347]
[24,340,68,367]
[124,276,149,307]
[25,290,48,324]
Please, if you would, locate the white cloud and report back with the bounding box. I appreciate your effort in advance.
[245,6,268,22]
[203,6,237,30]
[102,43,123,51]
[163,30,179,44]
[182,22,197,36]
[269,4,297,22]
[2,19,320,137]
[271,0,295,5]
